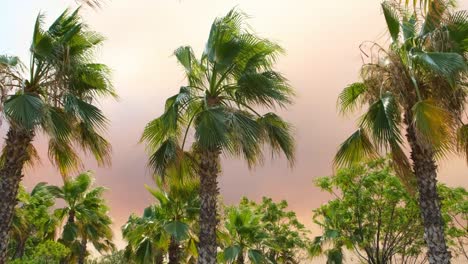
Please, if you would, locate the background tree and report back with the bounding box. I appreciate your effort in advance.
[49,172,115,264]
[122,208,167,264]
[0,8,115,262]
[220,204,267,264]
[251,197,310,263]
[122,175,199,264]
[439,185,468,261]
[310,159,426,264]
[219,197,310,264]
[334,1,467,262]
[8,183,56,260]
[9,240,70,264]
[141,8,295,263]
[86,250,132,264]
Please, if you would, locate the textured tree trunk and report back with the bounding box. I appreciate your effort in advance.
[236,251,245,264]
[0,128,33,264]
[405,116,451,264]
[68,210,75,224]
[155,253,164,264]
[197,149,220,264]
[77,236,87,264]
[13,237,26,259]
[168,236,180,264]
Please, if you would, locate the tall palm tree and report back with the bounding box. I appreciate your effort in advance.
[0,8,115,262]
[141,9,295,263]
[335,1,467,263]
[49,172,115,264]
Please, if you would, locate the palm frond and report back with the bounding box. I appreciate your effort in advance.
[257,113,295,165]
[225,109,263,167]
[194,107,229,150]
[4,93,44,129]
[334,128,378,168]
[338,82,367,114]
[382,1,401,42]
[412,51,466,83]
[148,137,183,177]
[412,99,454,154]
[64,95,108,131]
[360,92,402,149]
[457,124,468,163]
[174,46,204,87]
[234,71,293,108]
[48,138,82,177]
[75,122,112,166]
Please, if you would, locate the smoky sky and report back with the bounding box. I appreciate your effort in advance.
[1,0,467,254]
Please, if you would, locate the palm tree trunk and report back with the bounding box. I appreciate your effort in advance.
[0,127,34,264]
[155,253,164,264]
[13,237,26,259]
[197,149,220,264]
[68,210,75,224]
[78,236,87,264]
[405,116,451,264]
[236,252,245,264]
[168,236,180,264]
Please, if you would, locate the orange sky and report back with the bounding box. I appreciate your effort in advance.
[1,0,467,257]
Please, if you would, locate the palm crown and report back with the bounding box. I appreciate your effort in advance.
[141,8,295,175]
[49,172,115,261]
[0,8,115,176]
[335,0,467,179]
[123,175,200,264]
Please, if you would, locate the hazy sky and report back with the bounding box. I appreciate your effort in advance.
[1,0,467,254]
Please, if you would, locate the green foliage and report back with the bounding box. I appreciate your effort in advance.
[0,8,115,176]
[312,159,426,263]
[50,171,115,262]
[335,0,467,181]
[219,197,310,263]
[439,185,468,261]
[141,8,295,178]
[312,159,468,263]
[8,183,58,261]
[123,176,200,263]
[10,240,70,264]
[86,250,132,264]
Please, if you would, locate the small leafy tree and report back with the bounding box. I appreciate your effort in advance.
[311,159,426,264]
[311,159,468,264]
[8,183,56,260]
[9,240,70,264]
[439,185,468,261]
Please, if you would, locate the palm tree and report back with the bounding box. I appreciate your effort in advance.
[49,172,115,264]
[123,175,199,264]
[335,1,467,263]
[122,206,171,264]
[221,206,267,264]
[0,8,115,262]
[141,9,295,263]
[145,176,200,264]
